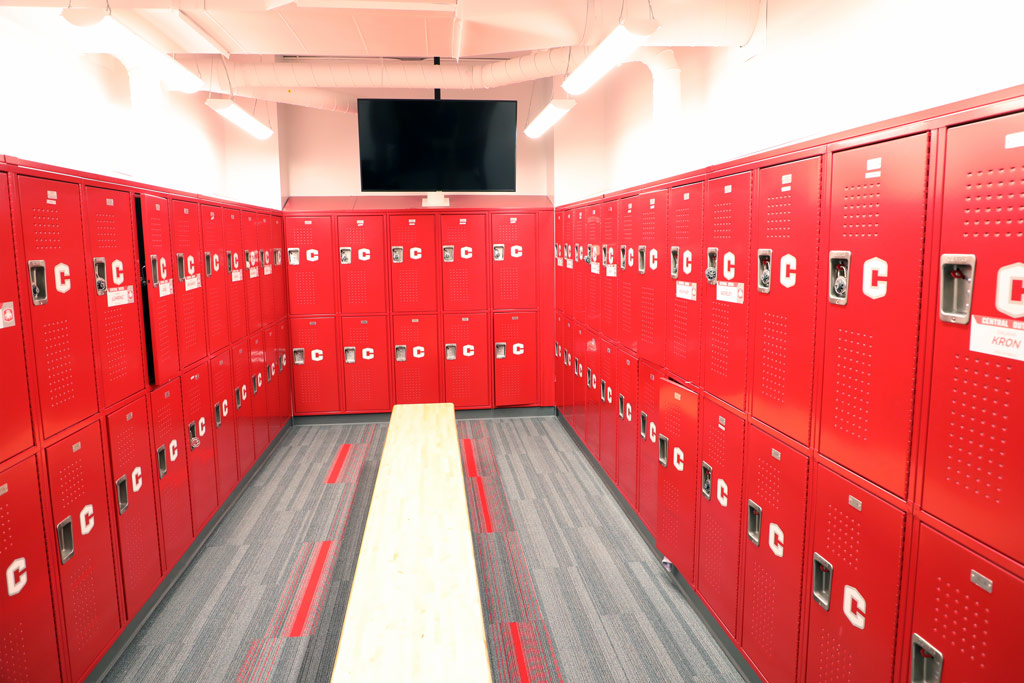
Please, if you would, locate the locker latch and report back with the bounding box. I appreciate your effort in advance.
[293,348,305,365]
[157,445,168,479]
[495,342,507,359]
[261,249,270,267]
[911,633,944,683]
[747,500,762,546]
[658,434,669,467]
[395,345,407,362]
[640,410,648,436]
[227,251,234,272]
[28,260,47,305]
[757,249,772,294]
[288,248,300,265]
[274,249,282,266]
[443,245,455,262]
[188,421,200,449]
[267,363,274,382]
[252,375,259,395]
[214,402,222,428]
[150,255,160,284]
[344,346,356,364]
[205,252,213,277]
[602,245,609,267]
[177,253,186,282]
[445,343,457,360]
[392,246,404,263]
[618,394,625,419]
[938,253,976,324]
[494,244,505,261]
[56,516,74,564]
[705,248,718,285]
[93,257,107,295]
[620,246,628,271]
[638,246,647,274]
[600,379,607,403]
[340,247,352,265]
[812,552,834,610]
[235,388,242,410]
[584,245,592,265]
[828,251,851,305]
[701,462,712,500]
[116,475,129,515]
[670,247,679,280]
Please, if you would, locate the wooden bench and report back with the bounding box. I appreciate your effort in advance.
[331,403,491,682]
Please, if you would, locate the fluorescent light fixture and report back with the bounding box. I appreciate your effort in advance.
[562,19,659,96]
[524,99,575,139]
[176,10,231,58]
[206,96,274,140]
[61,8,204,93]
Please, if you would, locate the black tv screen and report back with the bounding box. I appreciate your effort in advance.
[357,99,516,192]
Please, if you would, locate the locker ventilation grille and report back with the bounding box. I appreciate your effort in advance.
[708,305,733,382]
[670,295,692,366]
[754,450,783,511]
[813,621,855,681]
[620,278,634,338]
[829,328,873,441]
[30,206,63,251]
[747,560,779,659]
[757,312,789,405]
[931,576,990,666]
[765,193,793,237]
[123,508,149,604]
[43,319,78,408]
[499,264,520,304]
[182,296,204,360]
[58,457,87,507]
[712,201,734,239]
[156,300,176,366]
[0,495,13,553]
[0,619,30,681]
[640,287,656,346]
[295,271,318,305]
[840,182,882,238]
[824,501,862,571]
[943,354,1010,503]
[961,167,1024,238]
[92,209,119,249]
[67,560,100,655]
[700,505,726,598]
[671,203,699,240]
[103,304,132,387]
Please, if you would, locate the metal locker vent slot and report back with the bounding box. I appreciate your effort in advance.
[56,516,74,564]
[493,244,505,261]
[443,245,455,262]
[495,343,507,359]
[344,347,356,364]
[116,475,129,515]
[670,246,679,279]
[747,500,762,545]
[392,246,403,263]
[658,434,669,467]
[638,246,647,274]
[939,254,976,324]
[812,552,834,610]
[829,251,852,305]
[93,257,108,295]
[911,634,943,683]
[28,260,47,305]
[339,247,352,264]
[757,249,772,293]
[395,345,407,362]
[157,445,167,478]
[701,462,712,499]
[293,348,305,365]
[705,248,718,285]
[288,248,300,265]
[445,344,457,360]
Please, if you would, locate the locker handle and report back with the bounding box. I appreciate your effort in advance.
[705,247,718,285]
[205,252,212,277]
[266,363,273,382]
[493,244,505,261]
[658,434,669,467]
[28,260,47,305]
[601,245,608,266]
[600,379,607,403]
[150,255,160,284]
[638,245,647,274]
[747,500,762,546]
[274,248,282,266]
[252,375,258,395]
[495,343,507,359]
[618,394,625,419]
[392,246,404,263]
[938,254,976,324]
[288,248,300,266]
[339,247,352,264]
[670,246,679,279]
[116,475,129,515]
[442,245,455,263]
[214,402,222,428]
[244,249,251,268]
[911,633,944,683]
[395,345,407,362]
[640,410,648,436]
[56,516,74,564]
[445,343,457,360]
[157,445,167,478]
[226,250,234,272]
[344,346,356,364]
[757,248,772,294]
[188,421,200,450]
[828,251,851,305]
[177,253,186,282]
[293,348,305,365]
[701,462,712,500]
[279,353,287,371]
[812,552,834,611]
[619,245,627,271]
[235,388,242,410]
[93,257,107,295]
[586,367,593,389]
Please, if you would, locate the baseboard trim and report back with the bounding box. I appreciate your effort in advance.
[292,406,557,426]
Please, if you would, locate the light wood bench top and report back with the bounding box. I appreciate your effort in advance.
[331,403,492,683]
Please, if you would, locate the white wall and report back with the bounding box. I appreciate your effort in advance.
[554,0,1024,204]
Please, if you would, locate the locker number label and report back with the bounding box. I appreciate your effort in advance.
[716,281,744,304]
[970,315,1024,362]
[1,302,15,328]
[159,281,174,297]
[676,281,697,301]
[6,558,27,596]
[185,274,202,292]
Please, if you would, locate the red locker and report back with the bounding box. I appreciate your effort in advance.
[701,172,752,412]
[600,201,619,340]
[637,190,668,367]
[392,314,441,404]
[201,205,231,353]
[908,525,1023,682]
[494,311,538,407]
[637,361,661,532]
[257,214,276,324]
[274,320,292,431]
[696,393,745,636]
[559,209,573,318]
[341,315,391,413]
[18,175,99,438]
[666,182,703,386]
[45,422,121,682]
[555,211,565,313]
[0,172,34,460]
[922,112,1024,561]
[583,327,600,456]
[819,134,929,497]
[389,214,438,312]
[615,349,639,506]
[0,453,62,683]
[443,313,491,409]
[170,200,208,367]
[139,193,180,384]
[290,316,341,414]
[598,338,618,481]
[150,378,194,568]
[584,206,601,330]
[337,214,387,314]
[84,186,146,407]
[106,397,162,620]
[249,333,271,456]
[751,158,821,445]
[569,321,585,432]
[264,325,284,442]
[210,349,239,503]
[656,377,699,585]
[441,214,488,311]
[242,211,263,334]
[617,198,639,352]
[180,362,218,534]
[285,215,334,316]
[554,312,565,414]
[572,208,587,325]
[739,425,809,683]
[492,212,537,311]
[805,465,905,682]
[231,341,256,475]
[224,209,247,343]
[270,215,286,322]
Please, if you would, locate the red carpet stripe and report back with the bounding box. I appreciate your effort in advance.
[509,622,531,683]
[325,444,352,484]
[288,540,335,637]
[463,438,478,477]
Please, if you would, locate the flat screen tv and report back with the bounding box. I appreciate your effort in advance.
[357,98,517,192]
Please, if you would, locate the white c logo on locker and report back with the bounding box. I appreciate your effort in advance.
[187,255,196,276]
[311,349,324,362]
[722,252,736,281]
[768,523,784,557]
[80,504,95,535]
[6,558,27,597]
[512,343,525,355]
[682,250,693,275]
[358,248,371,261]
[221,399,229,419]
[862,257,888,299]
[649,248,658,271]
[413,346,425,358]
[779,254,797,289]
[717,479,728,507]
[306,249,319,262]
[111,259,125,286]
[55,263,71,293]
[410,247,422,260]
[362,348,374,360]
[511,245,523,258]
[673,447,684,471]
[132,466,143,492]
[169,439,179,462]
[843,585,867,630]
[461,247,473,259]
[463,345,475,356]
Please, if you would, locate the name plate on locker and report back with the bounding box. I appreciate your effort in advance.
[249,267,259,278]
[606,264,617,277]
[970,315,1024,362]
[716,281,744,304]
[557,257,563,267]
[264,265,272,276]
[676,281,697,301]
[591,261,600,274]
[159,281,174,297]
[566,258,573,269]
[232,271,243,282]
[107,285,135,307]
[185,274,202,292]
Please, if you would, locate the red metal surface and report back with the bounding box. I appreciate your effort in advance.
[139,193,180,384]
[554,312,565,414]
[584,206,601,330]
[290,316,341,415]
[598,337,617,481]
[275,320,292,430]
[564,320,578,429]
[231,340,256,476]
[224,209,248,343]
[600,201,619,341]
[637,361,661,532]
[249,333,271,456]
[340,315,391,413]
[389,214,438,312]
[201,205,231,354]
[285,215,335,316]
[263,325,282,442]
[392,313,442,405]
[571,323,586,435]
[555,210,565,314]
[572,208,586,324]
[442,312,491,409]
[241,211,263,334]
[615,349,639,507]
[637,190,669,367]
[337,214,388,314]
[271,215,287,322]
[440,214,488,311]
[257,214,276,324]
[617,198,639,352]
[180,361,218,535]
[656,376,699,585]
[493,311,539,407]
[666,182,704,387]
[561,209,574,319]
[149,378,194,569]
[209,348,239,503]
[170,200,208,367]
[583,326,600,456]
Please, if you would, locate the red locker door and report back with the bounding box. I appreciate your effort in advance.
[560,318,573,426]
[751,158,821,446]
[170,200,208,367]
[572,208,587,324]
[139,192,180,384]
[561,209,574,318]
[554,312,563,413]
[275,320,292,430]
[492,212,537,311]
[45,422,121,682]
[584,206,601,330]
[285,216,334,316]
[819,134,929,497]
[201,205,231,353]
[696,393,745,636]
[583,327,600,456]
[555,211,565,313]
[337,214,387,314]
[0,172,34,460]
[290,316,341,414]
[150,378,194,568]
[637,190,668,367]
[242,211,263,333]
[616,349,639,506]
[656,377,699,585]
[441,214,488,311]
[180,361,218,534]
[84,186,146,407]
[231,341,256,475]
[618,198,639,351]
[570,322,585,433]
[209,349,239,503]
[341,316,391,413]
[443,313,491,409]
[637,361,661,532]
[264,325,283,442]
[908,525,1022,682]
[923,113,1024,561]
[701,172,752,412]
[805,465,905,682]
[666,182,703,386]
[19,175,99,438]
[390,214,438,312]
[598,338,618,481]
[600,200,619,340]
[249,333,270,456]
[740,425,809,683]
[392,314,441,404]
[0,453,62,683]
[494,311,538,407]
[257,214,276,324]
[106,397,162,620]
[224,209,247,343]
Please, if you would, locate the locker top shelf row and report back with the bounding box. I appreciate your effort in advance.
[282,195,552,214]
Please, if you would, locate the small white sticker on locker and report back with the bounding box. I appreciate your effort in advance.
[107,198,115,207]
[865,171,882,179]
[1005,131,1024,149]
[304,220,313,225]
[409,219,416,225]
[356,220,364,226]
[683,192,690,200]
[781,186,792,193]
[724,185,732,194]
[510,217,518,223]
[650,198,656,208]
[460,218,467,224]
[781,174,793,184]
[866,157,882,171]
[47,190,57,199]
